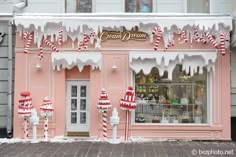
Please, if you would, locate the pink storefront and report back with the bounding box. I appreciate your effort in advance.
[13,14,232,140]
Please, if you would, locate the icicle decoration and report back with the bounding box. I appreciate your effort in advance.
[152,26,162,51]
[58,27,63,45]
[43,38,59,52]
[24,34,33,53]
[194,28,200,43]
[206,32,219,49]
[102,111,108,138]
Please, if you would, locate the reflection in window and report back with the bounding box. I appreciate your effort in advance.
[80,112,86,124]
[135,65,208,124]
[80,86,87,97]
[71,86,77,97]
[187,0,209,13]
[71,112,77,124]
[126,0,152,13]
[71,99,77,110]
[80,99,86,110]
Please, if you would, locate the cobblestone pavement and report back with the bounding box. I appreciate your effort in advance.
[0,141,236,157]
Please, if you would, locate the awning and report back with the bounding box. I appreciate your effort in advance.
[51,52,101,71]
[129,51,217,80]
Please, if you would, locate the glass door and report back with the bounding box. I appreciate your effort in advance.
[66,80,90,132]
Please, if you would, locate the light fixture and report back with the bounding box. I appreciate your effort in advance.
[112,65,117,70]
[35,62,41,69]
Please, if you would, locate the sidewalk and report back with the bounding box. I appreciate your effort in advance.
[0,140,236,157]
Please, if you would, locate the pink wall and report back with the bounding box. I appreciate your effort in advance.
[13,32,231,140]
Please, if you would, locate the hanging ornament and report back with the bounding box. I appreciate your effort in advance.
[24,33,33,53]
[193,28,200,43]
[43,38,59,52]
[206,32,219,49]
[58,27,63,45]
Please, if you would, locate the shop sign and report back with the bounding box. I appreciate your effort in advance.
[100,31,148,42]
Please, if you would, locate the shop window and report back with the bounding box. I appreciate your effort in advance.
[126,0,152,13]
[66,0,92,13]
[187,0,209,13]
[135,65,208,124]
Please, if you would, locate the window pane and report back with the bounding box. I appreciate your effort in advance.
[135,65,208,124]
[71,112,77,124]
[187,0,209,13]
[80,112,86,124]
[78,0,92,13]
[80,86,87,97]
[71,99,77,111]
[71,86,77,97]
[139,0,152,13]
[126,0,137,12]
[66,0,77,13]
[80,99,86,110]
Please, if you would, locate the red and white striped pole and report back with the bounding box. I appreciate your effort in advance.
[43,38,59,52]
[44,115,49,141]
[102,110,108,138]
[24,117,29,139]
[24,34,32,53]
[38,45,43,60]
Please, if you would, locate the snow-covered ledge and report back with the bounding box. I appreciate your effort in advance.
[51,52,101,71]
[129,51,217,80]
[14,13,232,49]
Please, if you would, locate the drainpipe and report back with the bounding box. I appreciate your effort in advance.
[7,18,13,138]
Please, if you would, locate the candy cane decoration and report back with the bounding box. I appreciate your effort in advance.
[24,117,29,139]
[43,38,59,52]
[102,111,108,138]
[206,32,219,49]
[58,27,63,45]
[181,30,188,42]
[152,26,162,51]
[200,34,207,44]
[194,28,200,43]
[38,45,43,60]
[23,31,30,39]
[44,116,48,140]
[78,42,83,52]
[164,39,175,52]
[24,34,33,53]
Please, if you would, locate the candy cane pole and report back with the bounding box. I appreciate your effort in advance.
[58,27,63,45]
[24,34,32,53]
[206,32,219,49]
[194,28,200,43]
[38,45,43,60]
[44,115,48,141]
[102,111,108,138]
[181,30,188,42]
[125,110,129,141]
[24,117,29,139]
[23,31,30,39]
[43,38,59,52]
[220,32,226,56]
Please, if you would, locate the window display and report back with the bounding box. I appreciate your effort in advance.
[134,65,208,124]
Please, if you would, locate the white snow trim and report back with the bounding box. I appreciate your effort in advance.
[129,51,217,80]
[51,52,101,71]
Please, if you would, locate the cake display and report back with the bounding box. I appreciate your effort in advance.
[40,97,54,116]
[97,88,111,111]
[135,114,145,123]
[120,86,137,110]
[18,92,34,117]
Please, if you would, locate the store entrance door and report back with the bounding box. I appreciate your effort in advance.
[66,81,90,133]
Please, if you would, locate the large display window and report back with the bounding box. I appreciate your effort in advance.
[134,64,208,124]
